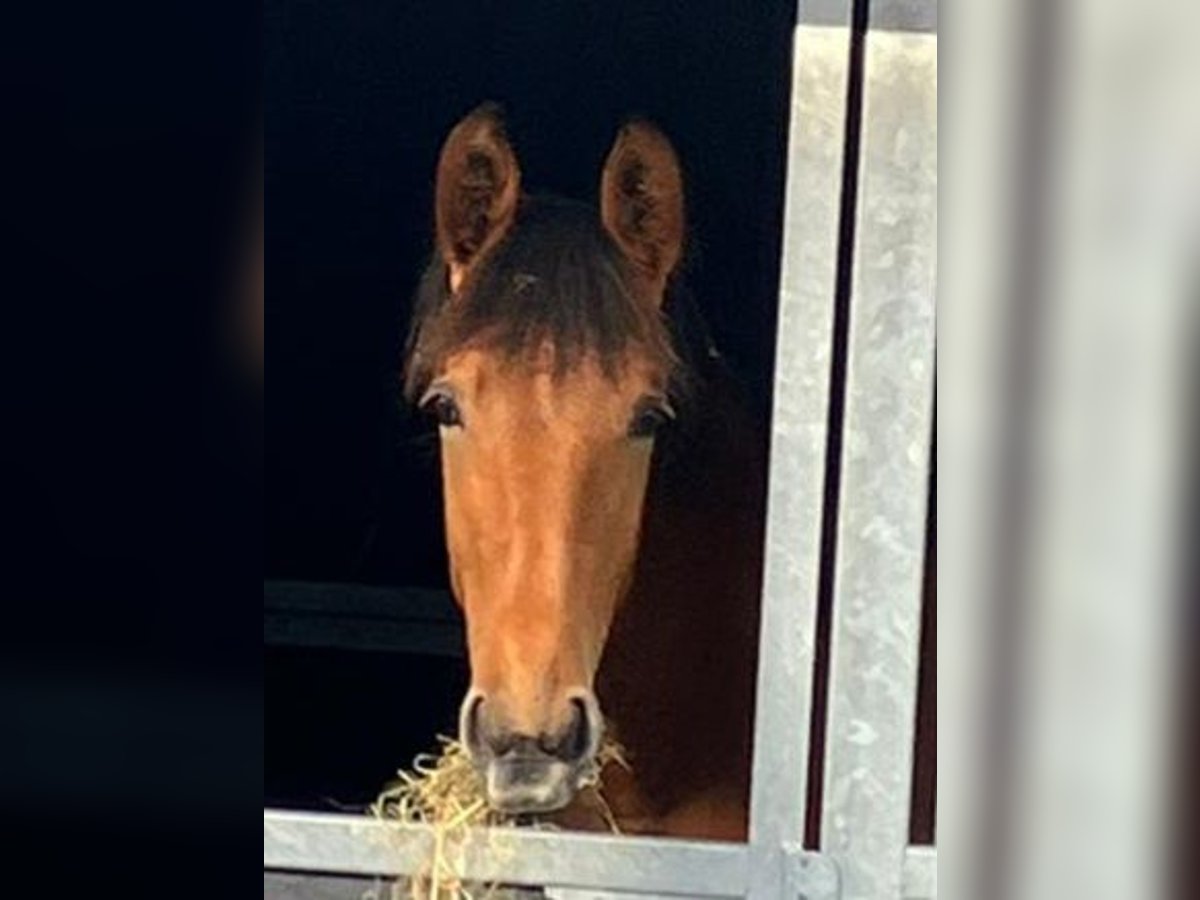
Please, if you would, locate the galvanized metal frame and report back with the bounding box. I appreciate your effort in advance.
[818,24,938,900]
[265,3,938,897]
[746,6,858,900]
[902,847,936,900]
[264,810,779,896]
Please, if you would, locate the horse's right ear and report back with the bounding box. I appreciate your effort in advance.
[435,103,522,293]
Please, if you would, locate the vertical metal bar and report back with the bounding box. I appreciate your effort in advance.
[901,846,937,900]
[818,23,937,900]
[747,7,855,897]
[935,0,1021,893]
[999,0,1194,896]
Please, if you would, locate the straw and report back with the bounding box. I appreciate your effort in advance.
[371,736,629,900]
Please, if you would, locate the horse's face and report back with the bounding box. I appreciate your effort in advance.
[415,105,685,814]
[429,346,669,811]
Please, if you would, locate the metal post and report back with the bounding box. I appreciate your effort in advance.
[817,16,937,900]
[746,6,855,899]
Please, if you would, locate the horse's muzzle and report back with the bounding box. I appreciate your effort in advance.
[484,753,577,814]
[460,688,603,814]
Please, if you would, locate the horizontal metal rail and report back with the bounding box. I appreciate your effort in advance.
[264,810,794,897]
[266,816,936,900]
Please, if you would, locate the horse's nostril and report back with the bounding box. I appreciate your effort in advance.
[539,697,593,763]
[463,694,520,758]
[565,697,591,762]
[465,691,601,766]
[462,693,486,756]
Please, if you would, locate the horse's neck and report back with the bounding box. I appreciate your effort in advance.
[597,361,767,820]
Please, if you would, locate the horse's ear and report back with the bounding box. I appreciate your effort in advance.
[436,103,521,293]
[600,121,685,304]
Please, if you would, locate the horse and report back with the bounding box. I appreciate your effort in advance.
[402,103,767,840]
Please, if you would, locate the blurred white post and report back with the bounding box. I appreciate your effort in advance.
[1002,1,1198,899]
[937,0,1027,895]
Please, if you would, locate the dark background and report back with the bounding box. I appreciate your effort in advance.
[266,0,796,589]
[0,0,260,894]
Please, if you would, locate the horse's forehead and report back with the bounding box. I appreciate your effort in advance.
[444,345,660,408]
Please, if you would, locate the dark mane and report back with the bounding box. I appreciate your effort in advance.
[404,195,684,401]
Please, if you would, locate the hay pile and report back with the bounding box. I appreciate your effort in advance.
[371,736,628,900]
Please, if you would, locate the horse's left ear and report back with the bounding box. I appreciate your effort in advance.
[600,121,685,305]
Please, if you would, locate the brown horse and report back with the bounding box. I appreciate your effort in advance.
[403,104,766,840]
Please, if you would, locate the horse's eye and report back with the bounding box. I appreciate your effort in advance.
[629,400,674,439]
[421,391,463,429]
